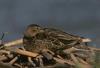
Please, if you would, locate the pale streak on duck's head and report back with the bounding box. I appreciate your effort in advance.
[24,24,43,37]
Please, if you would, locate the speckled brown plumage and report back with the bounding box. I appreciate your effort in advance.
[23,24,86,54]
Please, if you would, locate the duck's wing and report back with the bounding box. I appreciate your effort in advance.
[44,28,92,46]
[44,28,82,41]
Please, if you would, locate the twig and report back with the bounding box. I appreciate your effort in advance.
[70,53,92,68]
[7,54,14,59]
[4,39,23,47]
[81,38,91,42]
[74,53,88,59]
[28,57,36,67]
[63,47,77,54]
[9,56,18,65]
[77,57,88,64]
[56,55,64,59]
[35,55,44,66]
[63,47,89,54]
[0,56,8,61]
[9,48,39,58]
[14,63,22,68]
[0,50,10,54]
[53,57,75,66]
[70,54,79,63]
[38,56,44,67]
[88,46,100,51]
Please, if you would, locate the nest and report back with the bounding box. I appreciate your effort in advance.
[0,39,100,68]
